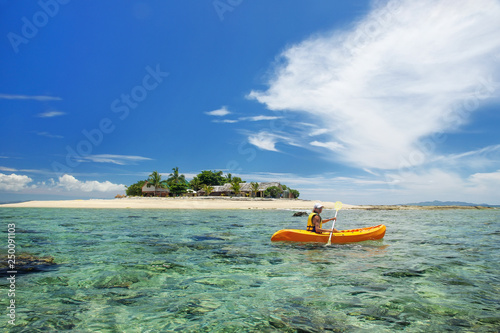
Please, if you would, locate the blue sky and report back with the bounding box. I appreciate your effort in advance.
[1,0,500,204]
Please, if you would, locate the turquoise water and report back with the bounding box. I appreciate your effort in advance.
[1,208,499,332]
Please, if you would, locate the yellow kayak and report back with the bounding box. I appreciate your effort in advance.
[271,224,386,244]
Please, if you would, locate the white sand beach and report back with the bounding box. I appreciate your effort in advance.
[0,197,358,210]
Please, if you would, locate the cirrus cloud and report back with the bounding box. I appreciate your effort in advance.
[249,0,500,170]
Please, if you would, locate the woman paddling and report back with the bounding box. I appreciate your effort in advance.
[306,203,339,234]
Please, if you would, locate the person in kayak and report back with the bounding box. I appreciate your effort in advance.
[307,203,339,234]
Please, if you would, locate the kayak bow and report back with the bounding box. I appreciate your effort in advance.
[271,224,386,244]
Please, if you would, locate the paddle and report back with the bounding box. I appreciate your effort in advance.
[326,201,343,246]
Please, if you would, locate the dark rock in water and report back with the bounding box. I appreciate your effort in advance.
[293,211,308,217]
[192,235,225,241]
[383,269,425,278]
[0,253,57,277]
[268,258,283,265]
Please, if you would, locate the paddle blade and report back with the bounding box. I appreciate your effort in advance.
[334,201,343,211]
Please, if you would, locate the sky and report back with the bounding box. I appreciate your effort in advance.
[1,0,500,205]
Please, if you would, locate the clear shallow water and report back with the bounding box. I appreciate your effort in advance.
[1,208,499,332]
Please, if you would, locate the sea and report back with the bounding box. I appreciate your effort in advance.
[0,208,499,332]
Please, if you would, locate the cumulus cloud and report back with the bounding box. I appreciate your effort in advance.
[0,173,126,196]
[56,175,126,192]
[249,0,500,170]
[0,173,34,191]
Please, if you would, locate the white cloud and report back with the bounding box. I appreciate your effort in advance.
[78,154,152,165]
[241,115,282,122]
[0,173,126,196]
[35,131,64,139]
[213,119,239,124]
[309,128,329,137]
[0,173,33,191]
[248,132,281,151]
[310,140,344,151]
[469,170,500,184]
[432,144,500,170]
[205,106,231,116]
[56,174,125,192]
[0,94,62,101]
[249,0,500,170]
[218,116,284,124]
[0,167,17,172]
[467,170,500,199]
[37,111,66,118]
[230,168,500,204]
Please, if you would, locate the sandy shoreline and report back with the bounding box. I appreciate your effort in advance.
[0,197,495,210]
[0,197,354,210]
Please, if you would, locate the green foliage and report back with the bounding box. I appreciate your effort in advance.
[264,186,283,198]
[189,176,202,191]
[126,180,146,196]
[231,176,244,184]
[127,168,301,199]
[250,182,259,197]
[202,184,214,196]
[167,167,186,186]
[147,171,169,196]
[169,183,188,196]
[230,181,241,196]
[197,170,226,186]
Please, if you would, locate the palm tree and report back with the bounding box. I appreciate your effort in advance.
[230,181,241,196]
[190,176,202,191]
[251,182,260,197]
[168,167,186,185]
[147,171,168,197]
[202,184,214,196]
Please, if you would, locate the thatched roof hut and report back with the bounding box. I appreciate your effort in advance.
[141,183,169,197]
[199,182,282,197]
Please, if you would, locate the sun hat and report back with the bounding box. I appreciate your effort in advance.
[313,203,324,210]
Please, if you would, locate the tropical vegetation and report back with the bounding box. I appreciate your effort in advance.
[146,171,168,197]
[126,168,300,198]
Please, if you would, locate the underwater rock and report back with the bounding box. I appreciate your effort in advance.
[292,211,308,217]
[192,235,225,241]
[0,253,57,277]
[383,269,425,278]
